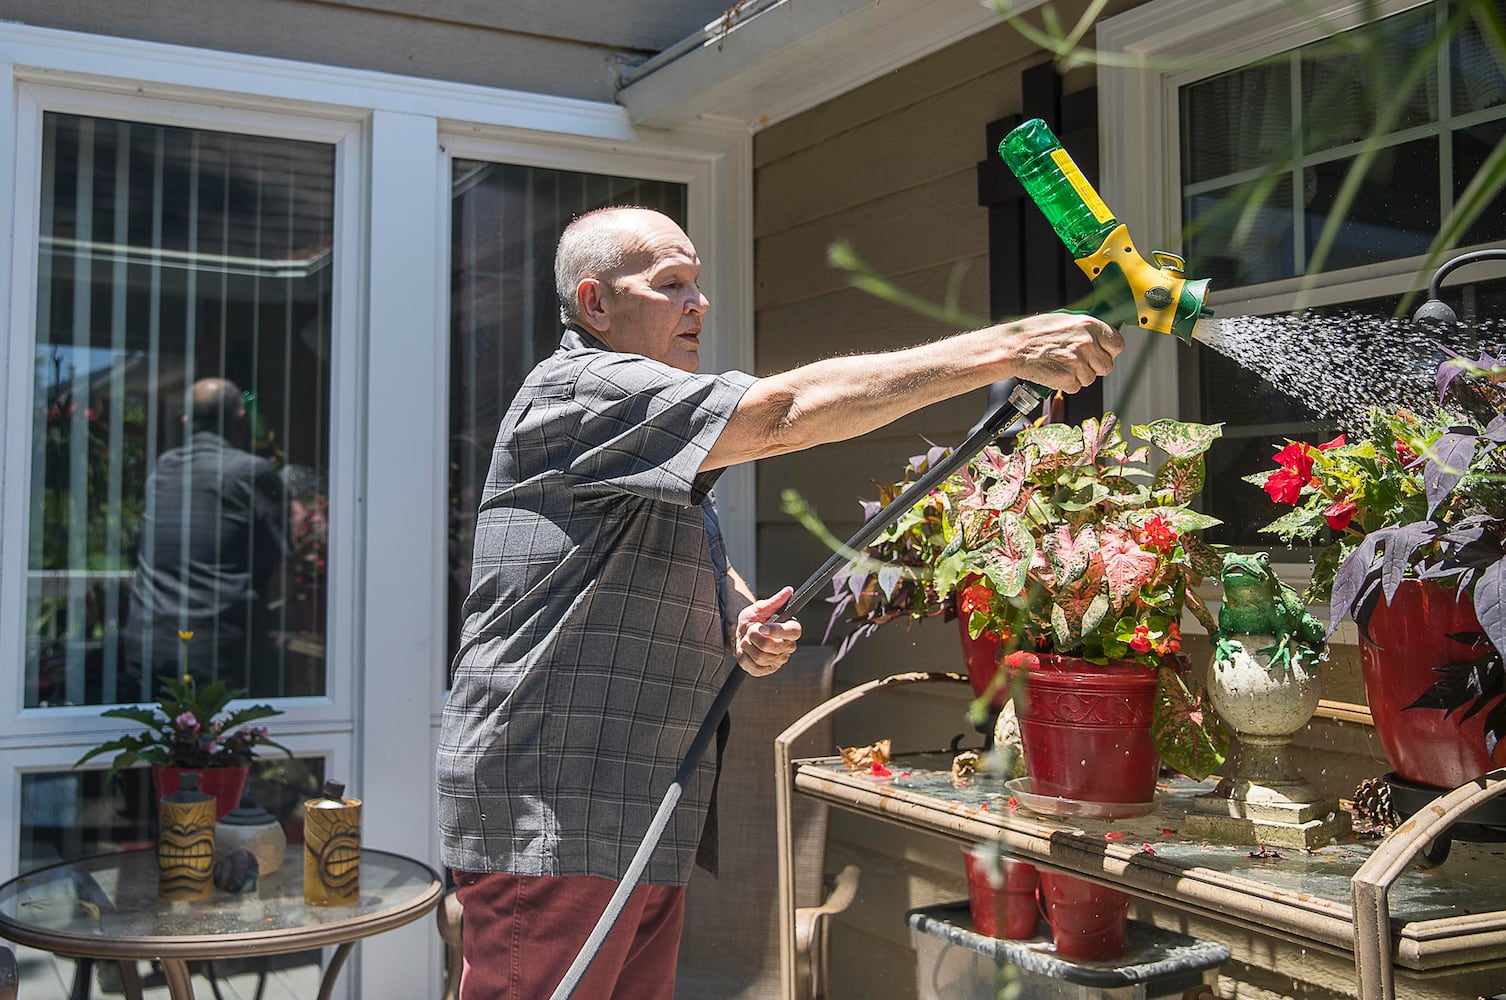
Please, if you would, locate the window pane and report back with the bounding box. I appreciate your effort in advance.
[1185,175,1296,286]
[20,756,325,873]
[1181,64,1292,185]
[446,164,686,675]
[27,113,335,707]
[1302,138,1441,271]
[1300,5,1437,154]
[1452,1,1506,114]
[1454,118,1506,244]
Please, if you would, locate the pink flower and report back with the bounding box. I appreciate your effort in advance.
[174,712,199,732]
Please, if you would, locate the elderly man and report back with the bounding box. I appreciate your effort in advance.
[122,377,288,697]
[437,207,1120,999]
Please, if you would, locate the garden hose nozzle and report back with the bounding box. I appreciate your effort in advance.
[998,118,1213,354]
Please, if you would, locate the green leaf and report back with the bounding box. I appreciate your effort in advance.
[1150,666,1230,781]
[1019,423,1085,465]
[1153,455,1206,503]
[1129,507,1222,533]
[1132,419,1224,460]
[980,512,1035,598]
[1258,505,1327,541]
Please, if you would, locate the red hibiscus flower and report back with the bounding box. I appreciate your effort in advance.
[1263,467,1307,505]
[1324,499,1358,531]
[1264,441,1317,505]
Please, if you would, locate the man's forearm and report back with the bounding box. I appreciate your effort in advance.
[701,313,1119,471]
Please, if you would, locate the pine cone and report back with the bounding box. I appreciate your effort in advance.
[1351,776,1397,835]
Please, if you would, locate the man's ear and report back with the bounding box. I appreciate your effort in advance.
[577,278,610,334]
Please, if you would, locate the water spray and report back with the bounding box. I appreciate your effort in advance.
[547,118,1214,1000]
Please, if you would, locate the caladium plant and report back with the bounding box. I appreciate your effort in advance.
[821,411,1232,779]
[1254,352,1506,761]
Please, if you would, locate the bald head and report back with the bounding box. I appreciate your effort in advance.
[188,378,246,436]
[555,207,675,327]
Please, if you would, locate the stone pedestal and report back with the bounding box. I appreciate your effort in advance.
[1183,634,1351,850]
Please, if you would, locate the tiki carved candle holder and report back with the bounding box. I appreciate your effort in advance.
[303,780,361,906]
[158,771,216,901]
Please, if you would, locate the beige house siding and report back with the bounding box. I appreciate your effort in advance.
[750,4,1397,997]
[0,0,737,100]
[752,11,1103,996]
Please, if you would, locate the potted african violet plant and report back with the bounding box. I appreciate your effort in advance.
[824,411,1233,795]
[74,631,292,819]
[1251,351,1506,791]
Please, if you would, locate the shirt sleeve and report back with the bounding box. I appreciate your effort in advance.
[567,354,757,506]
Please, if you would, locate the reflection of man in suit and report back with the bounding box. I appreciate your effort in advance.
[122,378,289,698]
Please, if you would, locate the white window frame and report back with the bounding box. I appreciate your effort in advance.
[0,23,753,998]
[1096,0,1446,433]
[1,80,366,741]
[434,121,757,597]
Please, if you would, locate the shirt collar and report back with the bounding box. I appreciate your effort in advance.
[561,324,610,353]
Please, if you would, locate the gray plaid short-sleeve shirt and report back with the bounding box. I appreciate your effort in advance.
[436,326,757,885]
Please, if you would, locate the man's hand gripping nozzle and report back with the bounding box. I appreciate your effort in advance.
[999,117,1214,419]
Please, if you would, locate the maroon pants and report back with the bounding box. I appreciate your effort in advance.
[453,870,685,1000]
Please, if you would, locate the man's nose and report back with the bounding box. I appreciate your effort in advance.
[687,287,709,314]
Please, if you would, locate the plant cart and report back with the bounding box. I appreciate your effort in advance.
[774,671,1506,1000]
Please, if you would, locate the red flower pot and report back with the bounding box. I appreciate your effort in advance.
[1037,871,1130,960]
[152,764,249,821]
[1359,580,1505,790]
[962,845,1039,939]
[1007,651,1161,806]
[958,617,1009,710]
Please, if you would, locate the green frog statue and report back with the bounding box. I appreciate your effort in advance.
[1213,552,1326,672]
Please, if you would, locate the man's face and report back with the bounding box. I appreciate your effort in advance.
[585,213,710,373]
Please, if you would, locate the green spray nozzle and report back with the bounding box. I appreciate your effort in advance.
[998,118,1212,344]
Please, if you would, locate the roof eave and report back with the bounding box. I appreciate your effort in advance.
[617,0,1045,131]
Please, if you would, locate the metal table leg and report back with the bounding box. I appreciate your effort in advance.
[316,943,354,1000]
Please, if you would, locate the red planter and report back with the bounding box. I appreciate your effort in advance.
[957,616,1009,710]
[1006,651,1161,806]
[962,845,1039,939]
[152,764,250,821]
[1359,580,1504,790]
[1037,871,1131,960]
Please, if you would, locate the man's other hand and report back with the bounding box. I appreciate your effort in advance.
[734,586,802,676]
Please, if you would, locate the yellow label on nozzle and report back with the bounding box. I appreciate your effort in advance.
[1050,149,1114,224]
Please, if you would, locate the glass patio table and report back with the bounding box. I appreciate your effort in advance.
[0,847,442,1000]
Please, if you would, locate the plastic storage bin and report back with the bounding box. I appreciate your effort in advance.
[909,901,1229,1000]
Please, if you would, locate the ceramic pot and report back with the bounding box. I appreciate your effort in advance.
[215,796,288,875]
[153,765,249,822]
[1207,633,1322,804]
[961,844,1039,939]
[1359,580,1503,790]
[957,616,1009,711]
[1006,651,1161,805]
[1037,871,1130,960]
